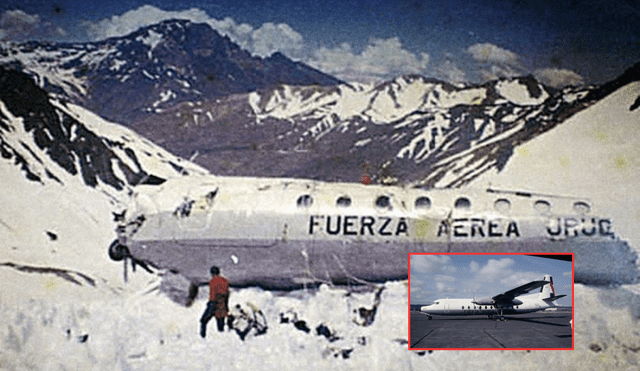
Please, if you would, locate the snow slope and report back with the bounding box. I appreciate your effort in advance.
[476,81,640,249]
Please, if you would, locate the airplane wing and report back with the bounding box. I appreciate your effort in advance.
[492,280,548,302]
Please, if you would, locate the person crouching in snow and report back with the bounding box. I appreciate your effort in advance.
[200,266,229,338]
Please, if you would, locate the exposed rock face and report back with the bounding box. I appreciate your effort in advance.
[0,66,206,191]
[0,19,342,125]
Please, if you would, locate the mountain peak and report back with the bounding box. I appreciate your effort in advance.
[0,19,342,124]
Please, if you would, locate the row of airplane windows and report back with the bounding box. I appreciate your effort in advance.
[295,194,591,214]
[462,306,518,310]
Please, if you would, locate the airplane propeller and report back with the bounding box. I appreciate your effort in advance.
[108,239,153,282]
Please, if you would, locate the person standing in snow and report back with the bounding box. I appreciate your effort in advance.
[200,266,229,338]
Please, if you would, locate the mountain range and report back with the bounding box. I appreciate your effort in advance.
[3,19,638,188]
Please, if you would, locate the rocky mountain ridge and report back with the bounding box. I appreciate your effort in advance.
[131,66,639,187]
[0,67,207,196]
[0,19,342,125]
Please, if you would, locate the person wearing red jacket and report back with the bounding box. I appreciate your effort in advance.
[199,266,229,338]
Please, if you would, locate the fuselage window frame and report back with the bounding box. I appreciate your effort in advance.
[336,195,352,207]
[454,197,471,210]
[296,194,313,208]
[375,195,392,210]
[415,196,432,210]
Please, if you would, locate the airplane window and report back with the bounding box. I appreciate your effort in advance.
[375,195,391,209]
[574,201,590,214]
[467,306,470,309]
[415,196,431,209]
[494,198,511,213]
[336,196,352,207]
[296,194,313,207]
[454,197,471,210]
[534,200,551,214]
[461,306,464,309]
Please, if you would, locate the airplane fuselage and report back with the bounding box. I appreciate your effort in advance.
[420,295,551,317]
[112,175,638,288]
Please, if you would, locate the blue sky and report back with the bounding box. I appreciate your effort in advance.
[0,1,638,86]
[410,254,573,306]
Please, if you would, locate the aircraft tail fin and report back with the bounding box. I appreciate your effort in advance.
[539,275,555,299]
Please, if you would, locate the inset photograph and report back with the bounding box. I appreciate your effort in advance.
[409,253,573,350]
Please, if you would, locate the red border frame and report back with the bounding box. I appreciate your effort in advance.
[408,252,574,351]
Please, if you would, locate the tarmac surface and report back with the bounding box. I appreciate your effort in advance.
[410,311,573,349]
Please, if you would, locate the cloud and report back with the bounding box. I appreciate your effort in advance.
[467,43,520,66]
[436,281,456,292]
[563,271,572,277]
[410,255,453,276]
[307,38,429,83]
[533,68,584,88]
[0,10,61,41]
[434,274,456,282]
[84,5,213,40]
[84,5,304,58]
[465,43,527,81]
[250,23,304,58]
[434,60,466,84]
[476,258,515,282]
[469,261,479,273]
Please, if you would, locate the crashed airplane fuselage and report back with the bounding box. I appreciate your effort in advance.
[110,175,638,288]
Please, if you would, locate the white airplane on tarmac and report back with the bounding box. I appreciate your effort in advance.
[420,275,566,321]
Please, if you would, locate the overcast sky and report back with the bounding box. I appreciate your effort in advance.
[410,254,573,306]
[0,1,638,86]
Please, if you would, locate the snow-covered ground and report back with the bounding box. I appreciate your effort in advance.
[4,260,640,370]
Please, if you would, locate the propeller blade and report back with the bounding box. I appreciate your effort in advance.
[124,256,128,283]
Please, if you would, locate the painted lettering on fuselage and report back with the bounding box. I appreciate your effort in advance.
[547,217,614,238]
[308,215,409,236]
[437,218,520,238]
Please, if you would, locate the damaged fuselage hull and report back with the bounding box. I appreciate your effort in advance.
[112,176,638,288]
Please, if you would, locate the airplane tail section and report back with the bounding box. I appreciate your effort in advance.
[543,294,566,302]
[539,275,555,299]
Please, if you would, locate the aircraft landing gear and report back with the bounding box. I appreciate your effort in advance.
[498,307,505,321]
[428,315,432,320]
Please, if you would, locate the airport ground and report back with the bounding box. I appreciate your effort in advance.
[410,311,573,349]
